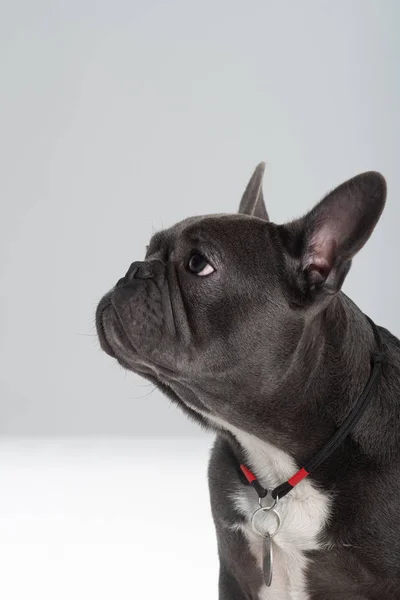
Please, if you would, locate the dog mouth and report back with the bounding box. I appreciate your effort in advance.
[96,291,178,379]
[95,296,118,358]
[96,293,137,361]
[95,288,214,421]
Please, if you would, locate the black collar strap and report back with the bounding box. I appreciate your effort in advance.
[240,315,386,501]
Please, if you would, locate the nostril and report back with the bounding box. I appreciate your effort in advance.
[135,268,153,279]
[125,262,140,281]
[124,261,154,281]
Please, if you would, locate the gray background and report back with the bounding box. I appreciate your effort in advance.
[1,0,399,436]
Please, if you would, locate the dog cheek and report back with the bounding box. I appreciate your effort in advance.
[129,297,164,351]
[111,285,164,352]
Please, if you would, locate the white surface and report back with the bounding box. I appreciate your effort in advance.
[0,437,218,600]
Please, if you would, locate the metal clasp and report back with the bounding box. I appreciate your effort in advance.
[251,494,281,539]
[258,492,277,510]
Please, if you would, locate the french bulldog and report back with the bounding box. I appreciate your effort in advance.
[96,163,400,599]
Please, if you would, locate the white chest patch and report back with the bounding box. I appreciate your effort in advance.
[202,413,331,600]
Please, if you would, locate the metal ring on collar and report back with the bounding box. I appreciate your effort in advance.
[258,494,278,510]
[251,507,281,538]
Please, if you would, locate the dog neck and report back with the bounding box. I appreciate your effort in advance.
[172,293,384,475]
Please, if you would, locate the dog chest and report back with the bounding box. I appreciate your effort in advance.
[207,416,332,600]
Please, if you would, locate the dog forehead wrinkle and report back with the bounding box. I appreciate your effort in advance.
[152,215,271,269]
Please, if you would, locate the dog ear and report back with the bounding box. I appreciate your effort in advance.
[238,162,269,221]
[282,171,386,297]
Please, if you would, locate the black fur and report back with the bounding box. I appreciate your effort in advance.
[96,164,400,598]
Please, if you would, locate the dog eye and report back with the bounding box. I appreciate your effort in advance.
[187,253,215,276]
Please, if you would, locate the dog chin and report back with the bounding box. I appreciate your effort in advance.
[96,302,170,381]
[96,299,134,362]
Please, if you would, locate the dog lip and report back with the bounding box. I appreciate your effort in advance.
[97,287,179,377]
[96,297,117,358]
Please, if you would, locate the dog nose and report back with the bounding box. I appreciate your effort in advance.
[126,261,154,281]
[115,260,165,289]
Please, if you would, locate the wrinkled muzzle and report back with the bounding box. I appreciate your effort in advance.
[95,259,173,372]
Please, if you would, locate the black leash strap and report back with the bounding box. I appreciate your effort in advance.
[240,315,386,500]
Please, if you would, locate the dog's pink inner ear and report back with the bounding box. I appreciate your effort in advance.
[305,230,337,284]
[299,171,386,293]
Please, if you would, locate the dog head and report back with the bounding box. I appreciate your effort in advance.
[96,164,386,428]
